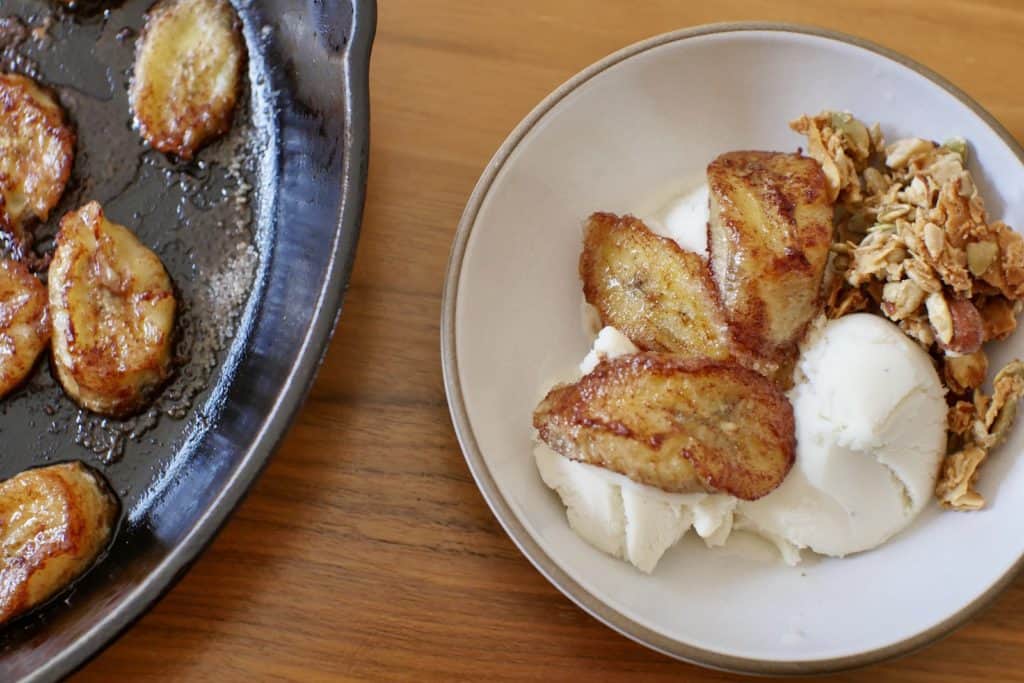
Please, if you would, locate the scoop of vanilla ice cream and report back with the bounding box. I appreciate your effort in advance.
[534,445,736,573]
[642,182,710,255]
[738,314,947,557]
[579,325,640,374]
[535,326,737,573]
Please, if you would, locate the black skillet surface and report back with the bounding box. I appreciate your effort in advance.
[0,0,374,679]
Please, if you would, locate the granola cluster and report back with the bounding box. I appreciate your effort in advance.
[791,111,1024,510]
[938,361,1024,509]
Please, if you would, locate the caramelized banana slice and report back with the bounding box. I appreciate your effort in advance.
[707,151,832,366]
[0,462,117,625]
[131,0,244,160]
[533,353,795,500]
[0,258,49,397]
[0,73,75,235]
[49,202,176,416]
[581,212,732,359]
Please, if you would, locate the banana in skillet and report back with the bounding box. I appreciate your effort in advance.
[49,202,176,416]
[0,73,75,240]
[0,258,49,398]
[0,462,118,625]
[131,0,245,160]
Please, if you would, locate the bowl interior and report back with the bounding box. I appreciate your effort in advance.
[452,27,1024,667]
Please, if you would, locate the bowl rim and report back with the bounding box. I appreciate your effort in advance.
[440,21,1024,675]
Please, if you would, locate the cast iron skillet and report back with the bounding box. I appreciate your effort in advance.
[0,0,375,680]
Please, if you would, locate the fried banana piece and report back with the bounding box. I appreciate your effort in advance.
[707,151,832,367]
[533,353,795,500]
[49,202,176,416]
[0,258,49,398]
[0,73,75,236]
[131,0,244,160]
[580,212,732,359]
[0,462,118,625]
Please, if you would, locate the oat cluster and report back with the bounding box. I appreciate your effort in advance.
[791,111,1024,510]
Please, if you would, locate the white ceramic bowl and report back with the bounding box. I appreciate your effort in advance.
[442,23,1024,674]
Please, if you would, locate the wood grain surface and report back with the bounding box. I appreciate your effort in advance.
[75,1,1024,681]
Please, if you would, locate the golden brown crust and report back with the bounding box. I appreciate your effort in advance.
[533,353,795,500]
[0,73,75,237]
[0,462,117,625]
[580,212,732,360]
[0,258,49,397]
[49,202,177,416]
[707,151,832,368]
[131,0,245,160]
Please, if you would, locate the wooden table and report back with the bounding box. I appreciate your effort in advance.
[76,1,1024,681]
